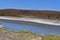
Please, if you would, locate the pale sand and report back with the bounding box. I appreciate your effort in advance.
[0,16,60,26]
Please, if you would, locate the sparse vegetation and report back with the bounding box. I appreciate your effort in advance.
[0,9,60,20]
[0,29,60,40]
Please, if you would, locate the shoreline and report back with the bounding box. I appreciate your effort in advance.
[0,16,60,26]
[0,29,60,40]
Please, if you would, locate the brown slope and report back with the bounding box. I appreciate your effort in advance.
[0,9,60,20]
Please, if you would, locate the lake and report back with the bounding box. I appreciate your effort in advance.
[0,19,60,35]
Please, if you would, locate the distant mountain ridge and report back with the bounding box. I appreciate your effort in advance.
[0,9,60,20]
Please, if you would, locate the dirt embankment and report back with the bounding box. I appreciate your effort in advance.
[0,9,60,20]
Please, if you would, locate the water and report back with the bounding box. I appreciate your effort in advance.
[0,19,60,35]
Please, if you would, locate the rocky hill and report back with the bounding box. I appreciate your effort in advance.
[0,9,60,20]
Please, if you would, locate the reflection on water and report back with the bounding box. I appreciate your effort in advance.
[0,20,60,35]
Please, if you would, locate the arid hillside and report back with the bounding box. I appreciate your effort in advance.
[0,9,60,20]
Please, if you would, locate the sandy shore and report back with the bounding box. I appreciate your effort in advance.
[0,16,60,26]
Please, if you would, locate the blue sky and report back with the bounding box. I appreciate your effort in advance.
[0,0,60,11]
